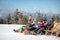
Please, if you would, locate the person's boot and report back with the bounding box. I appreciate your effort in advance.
[13,29,19,32]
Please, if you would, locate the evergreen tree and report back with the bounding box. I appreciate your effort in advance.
[5,14,11,24]
[35,11,42,21]
[20,13,28,24]
[11,9,19,24]
[0,17,3,24]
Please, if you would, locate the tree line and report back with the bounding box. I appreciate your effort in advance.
[0,9,60,24]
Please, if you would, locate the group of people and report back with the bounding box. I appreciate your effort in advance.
[13,17,55,35]
[27,17,54,35]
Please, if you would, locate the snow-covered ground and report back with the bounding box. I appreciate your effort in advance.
[0,24,60,40]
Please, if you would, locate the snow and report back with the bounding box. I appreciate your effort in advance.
[0,24,60,40]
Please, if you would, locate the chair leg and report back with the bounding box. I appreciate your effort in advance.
[56,32,59,37]
[45,31,48,35]
[52,32,56,36]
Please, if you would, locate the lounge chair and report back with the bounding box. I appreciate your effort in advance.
[44,22,59,36]
[53,23,60,37]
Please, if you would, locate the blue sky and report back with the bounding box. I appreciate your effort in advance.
[0,0,60,14]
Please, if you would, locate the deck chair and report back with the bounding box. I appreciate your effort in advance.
[44,22,59,35]
[53,23,60,37]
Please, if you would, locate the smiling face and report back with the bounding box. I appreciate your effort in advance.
[38,21,40,24]
[38,21,42,24]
